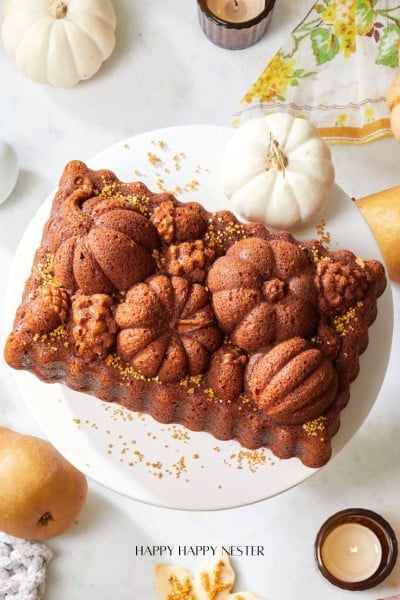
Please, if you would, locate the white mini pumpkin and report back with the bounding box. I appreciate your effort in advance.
[222,113,335,230]
[2,0,117,87]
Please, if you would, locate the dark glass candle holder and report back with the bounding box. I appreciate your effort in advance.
[315,509,398,591]
[197,0,276,50]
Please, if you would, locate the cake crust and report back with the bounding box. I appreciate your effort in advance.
[4,161,387,468]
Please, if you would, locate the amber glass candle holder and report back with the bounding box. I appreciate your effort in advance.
[315,509,398,591]
[197,0,276,50]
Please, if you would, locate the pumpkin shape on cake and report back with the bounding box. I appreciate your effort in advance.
[3,161,388,469]
[246,337,338,425]
[207,237,318,353]
[47,182,160,295]
[115,275,223,382]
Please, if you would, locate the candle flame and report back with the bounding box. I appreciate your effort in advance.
[349,545,359,554]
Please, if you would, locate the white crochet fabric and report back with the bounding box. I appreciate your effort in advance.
[0,533,52,600]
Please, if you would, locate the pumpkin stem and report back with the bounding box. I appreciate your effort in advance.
[266,134,288,173]
[48,1,68,19]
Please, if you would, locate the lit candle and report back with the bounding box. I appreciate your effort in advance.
[320,523,382,583]
[315,509,398,591]
[206,0,264,24]
[197,0,275,50]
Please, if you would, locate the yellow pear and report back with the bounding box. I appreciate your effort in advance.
[0,427,88,540]
[355,186,400,283]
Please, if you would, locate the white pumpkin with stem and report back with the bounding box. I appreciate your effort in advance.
[2,0,117,87]
[222,113,335,231]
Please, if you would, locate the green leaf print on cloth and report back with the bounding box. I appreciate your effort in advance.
[310,28,340,64]
[376,23,400,65]
[234,0,400,143]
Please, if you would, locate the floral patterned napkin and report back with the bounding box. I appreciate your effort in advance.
[233,0,400,143]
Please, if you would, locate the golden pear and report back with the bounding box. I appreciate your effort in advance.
[387,68,400,141]
[355,186,400,283]
[0,427,88,540]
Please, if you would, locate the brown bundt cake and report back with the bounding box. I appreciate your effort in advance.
[4,161,387,468]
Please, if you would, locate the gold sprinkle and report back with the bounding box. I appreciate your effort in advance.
[316,219,331,247]
[147,460,162,469]
[105,353,155,382]
[147,151,162,166]
[37,253,59,287]
[152,248,164,270]
[170,426,191,442]
[356,256,365,269]
[100,183,151,217]
[166,574,195,600]
[49,324,68,340]
[183,180,200,193]
[332,303,362,337]
[239,393,250,405]
[172,455,187,479]
[303,416,326,437]
[200,559,231,597]
[202,219,247,251]
[224,449,268,473]
[179,374,203,388]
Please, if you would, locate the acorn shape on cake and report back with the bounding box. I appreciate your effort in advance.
[315,251,369,317]
[150,199,208,244]
[21,284,70,335]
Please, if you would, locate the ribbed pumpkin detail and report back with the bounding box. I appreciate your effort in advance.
[51,188,159,295]
[246,337,338,425]
[2,0,117,87]
[115,275,223,382]
[207,237,318,353]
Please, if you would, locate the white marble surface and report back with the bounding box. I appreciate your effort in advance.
[1,1,400,598]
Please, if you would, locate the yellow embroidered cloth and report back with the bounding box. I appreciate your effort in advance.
[233,0,400,143]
